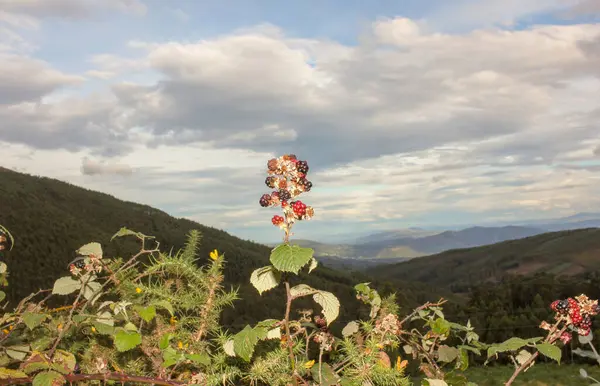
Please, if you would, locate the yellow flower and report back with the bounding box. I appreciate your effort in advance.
[304,360,315,369]
[57,323,63,331]
[395,356,408,371]
[209,249,219,261]
[2,329,8,334]
[177,341,183,349]
[170,316,177,325]
[91,326,97,333]
[135,287,142,294]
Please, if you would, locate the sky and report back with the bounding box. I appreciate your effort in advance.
[1,0,600,244]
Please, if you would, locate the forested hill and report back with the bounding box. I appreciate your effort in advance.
[0,166,446,331]
[367,227,600,292]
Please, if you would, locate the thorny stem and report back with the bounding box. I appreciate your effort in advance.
[504,320,568,386]
[48,275,92,358]
[0,373,184,386]
[399,298,447,327]
[192,266,222,342]
[284,281,298,384]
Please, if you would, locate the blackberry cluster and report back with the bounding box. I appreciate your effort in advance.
[258,154,315,236]
[550,294,599,337]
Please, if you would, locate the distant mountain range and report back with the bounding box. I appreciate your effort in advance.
[286,213,600,270]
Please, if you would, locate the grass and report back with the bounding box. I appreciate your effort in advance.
[410,363,600,385]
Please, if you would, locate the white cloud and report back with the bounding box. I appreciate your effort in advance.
[2,12,600,240]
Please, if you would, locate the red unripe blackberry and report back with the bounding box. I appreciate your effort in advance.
[292,201,307,216]
[296,161,309,174]
[568,298,579,309]
[259,194,271,207]
[271,215,284,226]
[265,176,277,188]
[550,300,560,312]
[279,189,291,201]
[581,315,592,329]
[267,158,278,171]
[288,154,297,160]
[281,201,288,208]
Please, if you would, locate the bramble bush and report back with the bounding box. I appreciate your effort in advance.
[0,154,599,386]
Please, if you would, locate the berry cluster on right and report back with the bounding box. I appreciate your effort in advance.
[549,294,599,340]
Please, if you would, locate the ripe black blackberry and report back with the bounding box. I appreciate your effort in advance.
[265,176,277,188]
[296,160,309,174]
[556,300,570,314]
[74,260,86,269]
[279,189,291,201]
[259,194,271,207]
[298,177,312,192]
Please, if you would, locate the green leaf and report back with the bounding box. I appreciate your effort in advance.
[22,312,48,330]
[536,343,561,364]
[159,333,173,350]
[52,276,81,295]
[431,318,451,335]
[233,325,260,362]
[457,349,469,371]
[153,300,174,316]
[424,380,448,386]
[223,340,235,357]
[308,258,318,273]
[113,331,142,352]
[266,327,281,340]
[31,337,54,351]
[313,290,340,325]
[437,345,459,363]
[6,345,29,360]
[0,368,28,379]
[111,227,139,241]
[250,265,281,295]
[186,353,211,366]
[310,363,339,386]
[573,348,599,359]
[162,347,183,368]
[342,321,360,337]
[269,244,314,274]
[92,321,114,335]
[290,284,317,298]
[124,322,138,332]
[0,291,5,303]
[579,331,594,345]
[32,370,64,386]
[488,337,529,358]
[77,242,102,257]
[135,305,156,323]
[52,350,76,374]
[0,263,6,274]
[581,368,589,378]
[516,350,532,366]
[82,281,102,302]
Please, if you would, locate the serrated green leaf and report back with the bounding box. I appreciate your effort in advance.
[52,350,76,373]
[124,322,137,331]
[0,368,28,379]
[23,359,50,375]
[313,290,340,325]
[113,331,142,352]
[431,318,451,335]
[82,281,102,303]
[111,227,139,241]
[159,333,173,350]
[342,321,360,337]
[457,349,469,371]
[269,244,313,274]
[579,331,594,344]
[162,347,183,368]
[516,350,532,366]
[32,370,64,386]
[6,345,29,360]
[437,345,458,362]
[31,337,54,351]
[310,363,339,386]
[153,300,174,316]
[135,305,156,323]
[250,265,281,295]
[92,321,114,335]
[186,353,211,366]
[536,343,561,364]
[22,312,48,330]
[233,325,260,362]
[52,276,81,295]
[424,379,448,386]
[290,284,317,298]
[77,242,102,257]
[266,327,281,340]
[223,340,235,356]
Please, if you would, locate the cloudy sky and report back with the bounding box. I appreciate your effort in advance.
[1,0,600,244]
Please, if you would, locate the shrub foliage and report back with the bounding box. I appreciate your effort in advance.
[0,155,599,386]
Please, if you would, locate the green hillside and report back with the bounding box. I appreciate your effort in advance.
[0,167,446,331]
[283,239,424,258]
[367,228,600,291]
